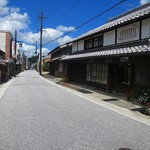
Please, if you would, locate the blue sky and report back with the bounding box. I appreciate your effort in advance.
[0,0,150,57]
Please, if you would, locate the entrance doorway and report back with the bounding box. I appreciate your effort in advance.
[109,63,130,93]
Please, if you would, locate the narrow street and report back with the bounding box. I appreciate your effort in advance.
[0,70,150,150]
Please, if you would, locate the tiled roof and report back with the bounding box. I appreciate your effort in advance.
[76,3,150,40]
[61,43,150,60]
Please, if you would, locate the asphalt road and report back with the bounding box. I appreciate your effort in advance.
[0,70,150,150]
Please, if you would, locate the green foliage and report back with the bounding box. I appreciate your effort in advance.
[129,88,150,104]
[28,56,38,64]
[138,89,150,104]
[43,63,49,71]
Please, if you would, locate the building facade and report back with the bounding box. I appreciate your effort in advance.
[0,30,13,82]
[61,3,150,94]
[48,44,72,78]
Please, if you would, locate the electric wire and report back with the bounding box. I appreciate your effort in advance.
[44,0,62,18]
[42,0,127,46]
[45,0,68,20]
[42,0,49,10]
[51,0,81,27]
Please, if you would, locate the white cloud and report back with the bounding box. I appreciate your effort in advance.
[0,12,29,31]
[56,25,75,32]
[17,43,48,57]
[42,28,64,43]
[57,36,73,45]
[20,43,36,57]
[0,0,8,7]
[42,47,49,56]
[0,0,74,57]
[0,6,8,15]
[0,0,9,15]
[0,0,29,32]
[19,26,74,46]
[19,32,39,44]
[140,0,150,5]
[42,27,74,45]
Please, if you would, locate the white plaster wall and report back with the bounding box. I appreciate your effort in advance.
[141,18,150,39]
[103,30,115,46]
[72,42,77,53]
[0,32,6,52]
[78,40,84,51]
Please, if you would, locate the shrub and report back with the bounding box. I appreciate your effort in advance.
[129,88,150,104]
[43,63,49,71]
[138,89,150,104]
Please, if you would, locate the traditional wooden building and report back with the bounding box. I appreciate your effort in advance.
[48,43,72,77]
[0,50,6,82]
[0,30,13,82]
[62,3,150,94]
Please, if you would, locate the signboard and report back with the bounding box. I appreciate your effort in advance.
[120,57,129,62]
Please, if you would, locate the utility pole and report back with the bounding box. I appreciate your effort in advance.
[35,40,38,71]
[38,9,45,75]
[14,30,17,77]
[35,40,37,56]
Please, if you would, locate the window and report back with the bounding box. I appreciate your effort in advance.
[86,64,108,84]
[134,65,150,85]
[118,25,139,43]
[93,37,99,47]
[84,38,93,49]
[84,35,103,49]
[93,35,103,47]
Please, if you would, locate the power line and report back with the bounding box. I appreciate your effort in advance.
[52,0,81,26]
[44,30,52,41]
[44,0,62,18]
[43,0,127,46]
[37,0,48,14]
[45,0,68,22]
[42,0,49,10]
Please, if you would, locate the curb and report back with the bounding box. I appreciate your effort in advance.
[40,74,150,126]
[0,78,15,99]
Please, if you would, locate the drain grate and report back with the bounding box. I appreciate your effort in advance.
[76,89,92,93]
[130,107,149,115]
[131,107,143,111]
[102,98,119,102]
[55,81,60,84]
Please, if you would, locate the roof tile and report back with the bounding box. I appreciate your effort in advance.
[75,4,150,40]
[62,43,150,60]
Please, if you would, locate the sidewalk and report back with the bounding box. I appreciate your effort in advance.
[42,72,150,117]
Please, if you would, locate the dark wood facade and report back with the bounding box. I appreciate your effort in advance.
[65,50,150,94]
[48,44,72,77]
[61,3,150,94]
